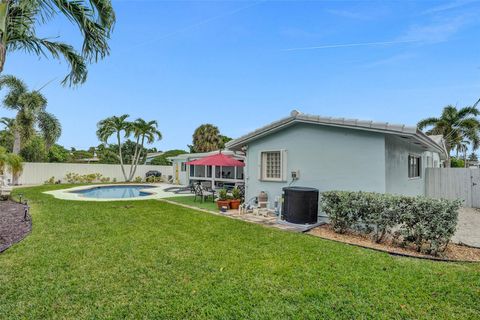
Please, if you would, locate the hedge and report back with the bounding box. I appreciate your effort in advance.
[321,191,461,256]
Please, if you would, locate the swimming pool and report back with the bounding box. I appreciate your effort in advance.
[71,185,156,199]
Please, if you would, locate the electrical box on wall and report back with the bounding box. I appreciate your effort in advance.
[291,170,300,180]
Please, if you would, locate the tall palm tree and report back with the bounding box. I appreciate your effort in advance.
[0,146,22,182]
[96,114,130,181]
[418,105,480,167]
[0,0,115,86]
[192,124,222,153]
[128,119,162,180]
[0,75,61,154]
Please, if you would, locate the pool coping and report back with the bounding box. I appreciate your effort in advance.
[43,183,191,201]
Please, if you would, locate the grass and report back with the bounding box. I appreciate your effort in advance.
[164,196,218,212]
[0,185,479,319]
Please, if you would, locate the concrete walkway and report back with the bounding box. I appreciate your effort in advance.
[452,208,480,248]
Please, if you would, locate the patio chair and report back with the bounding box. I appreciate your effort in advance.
[193,184,215,203]
[0,176,12,200]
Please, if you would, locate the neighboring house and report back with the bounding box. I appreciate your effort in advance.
[168,150,245,186]
[145,152,164,164]
[225,110,447,207]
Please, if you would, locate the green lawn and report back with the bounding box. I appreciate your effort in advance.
[164,196,218,212]
[0,185,479,319]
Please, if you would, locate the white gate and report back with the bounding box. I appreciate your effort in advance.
[425,168,480,208]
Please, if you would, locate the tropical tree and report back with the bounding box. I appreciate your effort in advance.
[97,116,162,182]
[0,145,22,182]
[418,105,480,167]
[128,119,162,180]
[191,124,222,153]
[0,0,115,86]
[96,114,130,181]
[0,75,61,154]
[0,116,14,150]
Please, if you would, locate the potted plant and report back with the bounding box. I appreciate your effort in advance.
[230,187,241,209]
[216,189,229,210]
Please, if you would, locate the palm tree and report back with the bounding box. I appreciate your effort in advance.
[418,105,480,167]
[0,146,22,183]
[128,119,162,181]
[0,75,61,154]
[0,0,115,86]
[96,114,131,181]
[191,124,222,153]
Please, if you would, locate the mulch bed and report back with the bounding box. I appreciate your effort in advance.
[308,224,480,262]
[0,200,32,253]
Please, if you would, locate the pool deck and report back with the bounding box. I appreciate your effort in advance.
[44,183,191,201]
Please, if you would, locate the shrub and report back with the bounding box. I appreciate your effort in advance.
[218,189,228,201]
[44,176,56,185]
[232,187,241,200]
[320,191,461,256]
[134,176,143,183]
[64,172,108,184]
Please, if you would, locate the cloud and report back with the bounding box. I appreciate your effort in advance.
[326,9,371,20]
[423,0,478,14]
[362,53,417,68]
[397,14,473,44]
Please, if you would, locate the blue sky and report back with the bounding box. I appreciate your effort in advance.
[2,0,480,151]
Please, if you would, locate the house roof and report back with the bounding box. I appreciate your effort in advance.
[168,149,245,162]
[225,110,447,158]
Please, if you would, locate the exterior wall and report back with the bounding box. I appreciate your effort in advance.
[244,123,386,206]
[384,135,440,196]
[12,163,173,185]
[172,159,189,185]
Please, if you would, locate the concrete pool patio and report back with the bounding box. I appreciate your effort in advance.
[44,183,193,201]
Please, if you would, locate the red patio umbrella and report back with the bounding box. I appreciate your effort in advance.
[186,152,245,167]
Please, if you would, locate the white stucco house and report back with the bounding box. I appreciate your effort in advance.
[168,150,245,187]
[225,110,447,206]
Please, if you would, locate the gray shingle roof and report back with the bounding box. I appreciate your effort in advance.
[226,111,446,157]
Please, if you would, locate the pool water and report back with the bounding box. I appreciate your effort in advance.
[72,185,155,199]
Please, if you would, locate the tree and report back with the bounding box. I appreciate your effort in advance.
[418,105,480,167]
[96,114,130,181]
[191,124,222,153]
[47,144,70,163]
[0,116,13,150]
[97,116,162,181]
[0,75,61,154]
[468,153,478,162]
[20,135,47,162]
[128,118,162,181]
[150,149,187,166]
[0,145,22,181]
[0,0,115,86]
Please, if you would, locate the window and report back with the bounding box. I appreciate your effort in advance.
[181,162,187,172]
[408,155,421,178]
[261,151,282,181]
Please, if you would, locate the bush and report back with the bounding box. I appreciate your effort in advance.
[321,191,461,256]
[64,172,109,184]
[134,176,143,183]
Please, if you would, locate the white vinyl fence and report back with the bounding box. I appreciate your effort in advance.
[425,168,480,208]
[10,162,173,185]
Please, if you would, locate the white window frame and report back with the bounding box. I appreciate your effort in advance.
[259,150,287,182]
[408,154,422,179]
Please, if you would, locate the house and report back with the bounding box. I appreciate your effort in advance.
[145,151,164,164]
[225,110,447,207]
[168,150,245,187]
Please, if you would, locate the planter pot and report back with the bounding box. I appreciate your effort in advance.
[230,199,241,210]
[217,200,230,210]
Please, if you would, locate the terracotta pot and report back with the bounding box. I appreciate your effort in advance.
[230,199,241,209]
[217,200,230,209]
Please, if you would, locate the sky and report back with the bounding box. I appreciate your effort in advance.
[2,0,480,151]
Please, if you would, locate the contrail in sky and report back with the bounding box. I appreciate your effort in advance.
[282,39,421,52]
